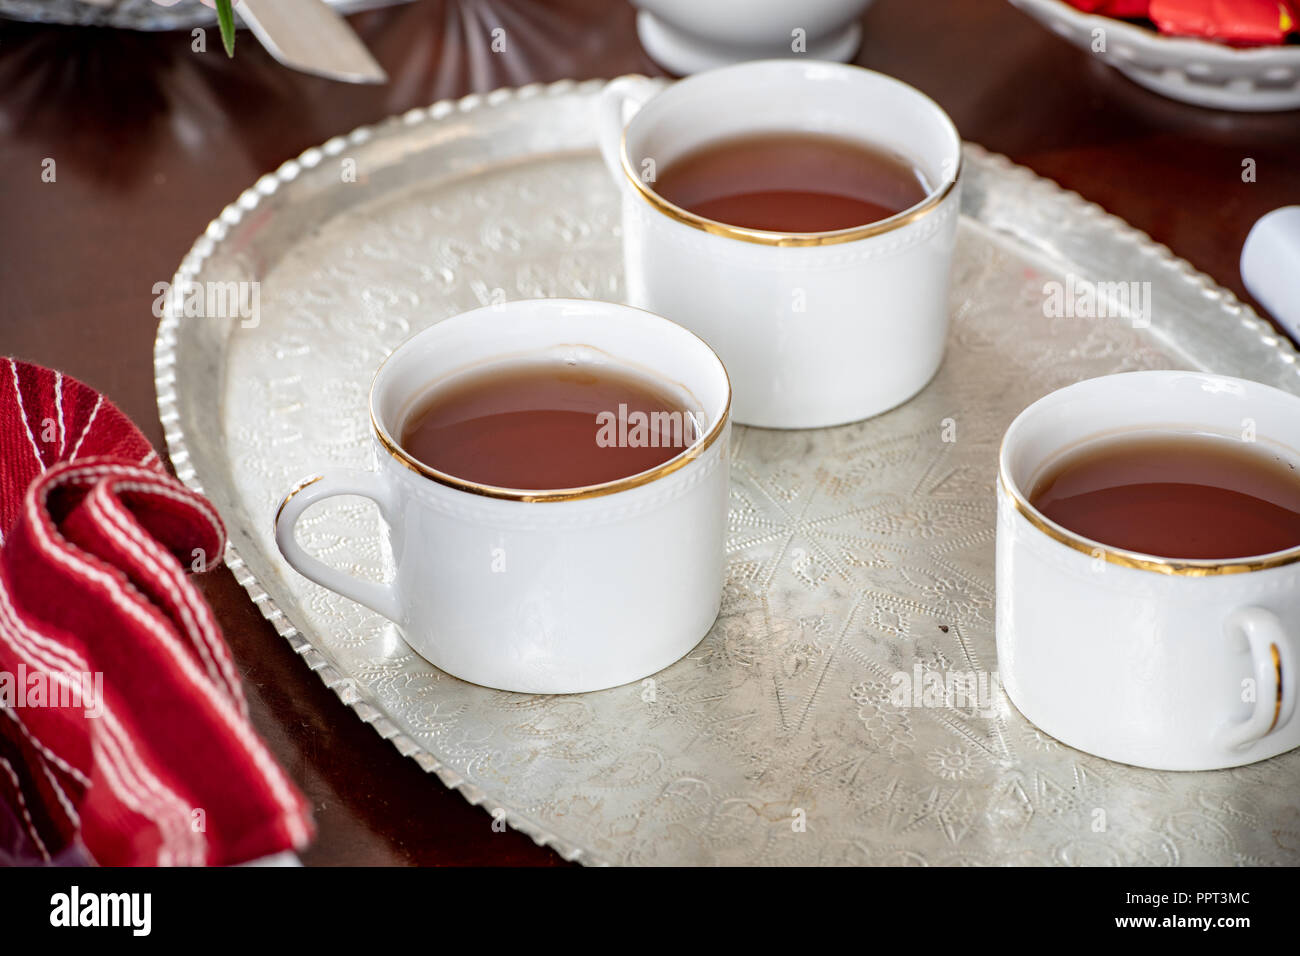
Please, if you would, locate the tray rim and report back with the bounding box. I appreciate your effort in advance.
[153,77,1299,867]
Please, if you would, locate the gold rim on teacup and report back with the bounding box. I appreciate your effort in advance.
[370,410,729,503]
[996,462,1300,577]
[365,315,732,504]
[618,136,962,249]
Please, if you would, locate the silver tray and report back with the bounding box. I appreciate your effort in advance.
[156,79,1300,866]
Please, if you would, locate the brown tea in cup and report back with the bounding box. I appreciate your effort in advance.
[651,132,929,233]
[1029,432,1300,560]
[399,361,698,490]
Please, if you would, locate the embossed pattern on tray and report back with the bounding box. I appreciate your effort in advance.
[156,80,1300,865]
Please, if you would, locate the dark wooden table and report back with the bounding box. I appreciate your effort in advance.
[1,0,1296,865]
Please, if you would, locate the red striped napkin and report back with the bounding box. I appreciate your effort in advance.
[0,358,313,865]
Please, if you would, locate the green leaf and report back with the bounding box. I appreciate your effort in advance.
[215,0,236,57]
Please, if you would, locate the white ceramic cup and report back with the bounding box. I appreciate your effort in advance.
[274,298,732,694]
[997,370,1300,770]
[630,0,875,75]
[596,61,962,429]
[1241,205,1300,341]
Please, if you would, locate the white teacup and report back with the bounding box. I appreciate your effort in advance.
[274,299,732,694]
[997,371,1300,770]
[597,61,962,429]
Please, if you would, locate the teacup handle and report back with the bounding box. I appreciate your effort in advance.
[1217,607,1296,751]
[596,74,661,185]
[274,470,402,624]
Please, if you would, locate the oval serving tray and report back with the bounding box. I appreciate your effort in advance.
[156,79,1300,865]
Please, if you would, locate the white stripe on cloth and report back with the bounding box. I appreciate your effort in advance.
[54,371,66,458]
[0,704,82,830]
[0,578,201,865]
[28,465,310,852]
[9,359,47,473]
[67,394,102,462]
[1,705,90,789]
[89,489,235,707]
[0,754,50,862]
[42,465,245,710]
[45,464,225,561]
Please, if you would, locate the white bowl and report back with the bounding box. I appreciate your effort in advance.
[631,0,875,75]
[1009,0,1300,111]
